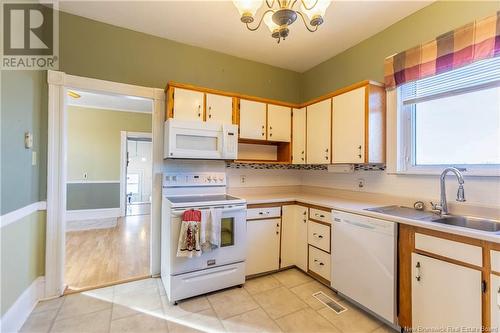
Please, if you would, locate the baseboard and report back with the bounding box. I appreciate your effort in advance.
[0,276,45,333]
[66,208,121,221]
[66,217,118,231]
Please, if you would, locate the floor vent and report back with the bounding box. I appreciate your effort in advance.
[312,291,347,314]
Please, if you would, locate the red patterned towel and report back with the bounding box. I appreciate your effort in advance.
[176,209,202,257]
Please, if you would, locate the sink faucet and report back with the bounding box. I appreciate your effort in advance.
[431,167,466,216]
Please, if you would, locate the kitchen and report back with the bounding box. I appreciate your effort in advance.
[1,1,499,333]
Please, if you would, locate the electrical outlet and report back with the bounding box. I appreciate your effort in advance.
[357,178,365,189]
[240,175,246,184]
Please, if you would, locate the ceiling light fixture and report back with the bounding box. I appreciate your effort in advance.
[233,0,331,43]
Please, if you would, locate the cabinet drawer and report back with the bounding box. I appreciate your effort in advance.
[309,208,331,224]
[308,220,330,253]
[308,246,331,282]
[247,207,281,220]
[414,233,482,267]
[492,250,500,273]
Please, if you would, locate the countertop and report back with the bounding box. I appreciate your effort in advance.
[228,187,500,244]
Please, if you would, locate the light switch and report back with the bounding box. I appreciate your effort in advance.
[32,151,37,166]
[25,132,33,149]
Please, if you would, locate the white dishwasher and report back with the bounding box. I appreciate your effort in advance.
[331,211,397,325]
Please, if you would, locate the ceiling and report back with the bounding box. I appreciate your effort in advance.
[59,0,433,72]
[67,90,153,113]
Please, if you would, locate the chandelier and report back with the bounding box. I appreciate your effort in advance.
[233,0,331,43]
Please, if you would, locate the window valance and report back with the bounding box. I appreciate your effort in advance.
[384,11,500,90]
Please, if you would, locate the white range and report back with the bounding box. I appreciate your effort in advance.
[160,172,247,303]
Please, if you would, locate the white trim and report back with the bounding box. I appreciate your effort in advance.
[67,103,151,114]
[46,71,163,298]
[66,180,120,184]
[127,131,152,140]
[0,201,47,228]
[120,131,127,217]
[0,277,45,333]
[66,208,121,221]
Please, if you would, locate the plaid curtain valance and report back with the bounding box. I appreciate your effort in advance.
[384,11,500,90]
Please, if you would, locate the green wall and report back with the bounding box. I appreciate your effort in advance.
[59,12,302,104]
[1,211,46,316]
[300,1,500,101]
[1,71,47,215]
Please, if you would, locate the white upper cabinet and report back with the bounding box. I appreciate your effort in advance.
[239,99,267,140]
[332,87,366,163]
[206,93,233,124]
[292,108,306,164]
[307,99,331,164]
[173,88,204,121]
[411,253,482,329]
[267,104,291,142]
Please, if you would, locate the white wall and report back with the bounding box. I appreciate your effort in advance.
[300,170,500,207]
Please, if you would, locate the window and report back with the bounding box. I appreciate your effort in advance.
[398,57,500,175]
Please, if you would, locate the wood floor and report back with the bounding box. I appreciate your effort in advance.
[65,214,150,291]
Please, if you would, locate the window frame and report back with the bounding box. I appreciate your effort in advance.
[395,86,500,177]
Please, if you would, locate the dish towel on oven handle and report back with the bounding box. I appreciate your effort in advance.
[176,209,202,258]
[200,208,222,252]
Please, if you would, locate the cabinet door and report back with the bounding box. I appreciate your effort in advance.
[492,274,500,331]
[267,104,291,142]
[295,206,308,271]
[412,253,482,329]
[332,87,366,163]
[281,205,296,268]
[239,100,267,140]
[306,99,331,164]
[173,88,204,121]
[246,218,280,276]
[206,93,233,124]
[292,108,306,164]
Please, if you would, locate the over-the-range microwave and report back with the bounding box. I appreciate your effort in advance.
[164,119,238,160]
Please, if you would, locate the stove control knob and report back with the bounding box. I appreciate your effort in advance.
[207,176,212,182]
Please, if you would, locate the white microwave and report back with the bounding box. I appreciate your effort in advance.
[164,119,238,160]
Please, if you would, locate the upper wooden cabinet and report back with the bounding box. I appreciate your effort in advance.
[239,99,267,140]
[267,105,291,142]
[206,93,233,124]
[292,108,306,164]
[171,88,204,121]
[331,83,385,164]
[306,99,331,164]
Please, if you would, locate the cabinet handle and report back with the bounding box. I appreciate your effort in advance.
[197,105,201,117]
[314,259,324,266]
[497,287,500,307]
[315,213,325,218]
[415,262,421,281]
[302,157,305,161]
[303,219,307,223]
[269,133,272,137]
[313,233,324,239]
[262,132,265,136]
[358,145,362,159]
[276,223,280,227]
[325,148,329,153]
[270,126,273,130]
[301,151,305,154]
[208,106,212,119]
[262,125,265,129]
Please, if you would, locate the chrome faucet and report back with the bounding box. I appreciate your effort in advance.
[431,167,466,216]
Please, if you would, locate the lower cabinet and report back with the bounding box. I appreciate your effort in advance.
[411,253,483,329]
[246,218,280,276]
[492,274,500,331]
[281,205,308,271]
[308,245,331,281]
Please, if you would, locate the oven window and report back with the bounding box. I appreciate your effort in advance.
[220,217,234,247]
[176,134,218,151]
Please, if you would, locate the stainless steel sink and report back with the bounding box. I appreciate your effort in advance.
[423,215,500,234]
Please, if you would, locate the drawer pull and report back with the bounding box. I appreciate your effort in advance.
[313,233,324,239]
[315,213,325,218]
[314,259,324,266]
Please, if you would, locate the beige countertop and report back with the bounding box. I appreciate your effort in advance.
[228,186,500,244]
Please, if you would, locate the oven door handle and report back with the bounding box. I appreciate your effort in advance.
[171,205,245,216]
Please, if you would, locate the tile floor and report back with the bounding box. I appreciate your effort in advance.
[21,268,397,333]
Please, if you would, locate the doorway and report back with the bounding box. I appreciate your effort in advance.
[63,89,153,292]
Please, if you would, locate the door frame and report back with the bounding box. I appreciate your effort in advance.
[120,131,153,217]
[46,70,164,298]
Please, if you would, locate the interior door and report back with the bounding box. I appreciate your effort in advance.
[492,274,500,331]
[332,87,366,163]
[306,99,331,164]
[295,206,308,271]
[267,104,291,142]
[239,99,266,140]
[246,218,280,275]
[206,93,233,124]
[292,108,306,164]
[411,253,482,329]
[173,88,204,121]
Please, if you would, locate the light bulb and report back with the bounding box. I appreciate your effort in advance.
[300,0,331,24]
[263,11,278,33]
